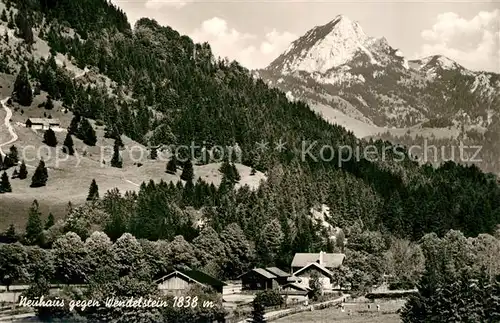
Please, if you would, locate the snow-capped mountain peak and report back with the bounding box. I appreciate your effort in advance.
[267,15,387,74]
[257,16,499,157]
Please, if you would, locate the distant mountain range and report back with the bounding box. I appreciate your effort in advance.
[255,15,500,140]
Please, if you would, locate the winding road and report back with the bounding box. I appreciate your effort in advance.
[0,97,18,157]
[0,64,87,155]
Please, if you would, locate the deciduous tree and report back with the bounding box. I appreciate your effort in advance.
[0,243,28,291]
[220,223,255,278]
[52,232,88,284]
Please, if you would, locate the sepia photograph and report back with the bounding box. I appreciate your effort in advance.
[0,0,499,322]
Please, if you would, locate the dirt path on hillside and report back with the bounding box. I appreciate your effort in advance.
[0,97,18,158]
[0,96,141,187]
[0,97,36,169]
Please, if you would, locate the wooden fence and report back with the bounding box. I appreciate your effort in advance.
[230,294,349,323]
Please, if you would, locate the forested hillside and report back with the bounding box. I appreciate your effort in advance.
[0,0,499,272]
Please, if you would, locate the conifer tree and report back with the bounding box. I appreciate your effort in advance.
[43,128,57,147]
[250,299,266,323]
[30,160,48,188]
[87,179,99,201]
[45,213,55,230]
[18,160,28,180]
[487,278,500,321]
[219,159,232,178]
[0,154,4,171]
[11,168,18,179]
[110,140,122,168]
[68,114,81,134]
[66,202,73,218]
[0,171,11,192]
[231,163,241,182]
[25,200,43,245]
[181,159,194,182]
[220,159,240,185]
[166,155,178,174]
[115,135,124,148]
[4,224,17,243]
[15,11,33,45]
[78,118,97,146]
[150,147,157,160]
[45,96,54,110]
[182,179,195,206]
[9,146,18,163]
[4,146,18,169]
[0,9,7,22]
[13,65,32,106]
[7,12,14,29]
[62,133,75,155]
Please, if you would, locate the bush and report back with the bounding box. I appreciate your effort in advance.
[388,277,415,290]
[254,289,284,307]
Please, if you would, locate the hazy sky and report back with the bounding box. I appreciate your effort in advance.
[111,0,500,73]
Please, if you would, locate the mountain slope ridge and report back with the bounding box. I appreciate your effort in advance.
[268,15,404,74]
[256,14,500,172]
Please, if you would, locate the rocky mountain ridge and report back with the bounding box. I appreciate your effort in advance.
[256,15,500,136]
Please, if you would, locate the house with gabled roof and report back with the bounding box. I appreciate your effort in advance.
[155,269,226,295]
[281,282,311,295]
[280,282,311,304]
[238,266,303,291]
[291,251,345,273]
[25,118,61,131]
[263,267,294,285]
[291,251,345,291]
[238,268,279,291]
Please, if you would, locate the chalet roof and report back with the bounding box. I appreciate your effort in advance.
[293,262,333,277]
[291,253,345,269]
[253,268,277,279]
[280,283,311,295]
[26,118,60,124]
[265,267,290,278]
[155,269,226,288]
[238,268,277,280]
[281,283,311,292]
